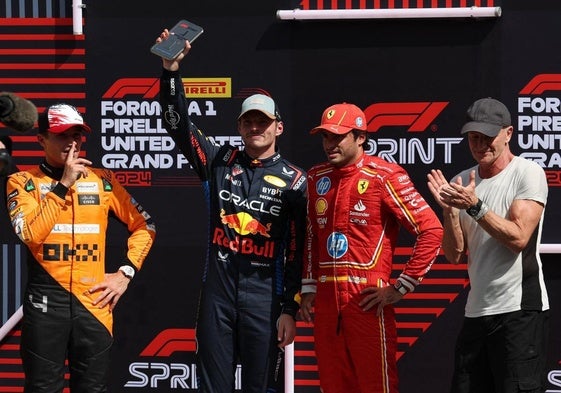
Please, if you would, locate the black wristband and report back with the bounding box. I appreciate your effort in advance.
[281,300,299,319]
[465,199,483,218]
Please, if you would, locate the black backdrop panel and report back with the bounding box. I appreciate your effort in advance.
[84,1,561,392]
[2,0,561,392]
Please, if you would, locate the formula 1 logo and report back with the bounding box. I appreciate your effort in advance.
[102,78,160,99]
[125,329,198,389]
[139,328,197,357]
[99,77,237,187]
[125,328,243,390]
[363,102,448,132]
[519,74,561,95]
[360,101,460,165]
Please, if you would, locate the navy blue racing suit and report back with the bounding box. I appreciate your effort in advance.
[159,69,307,393]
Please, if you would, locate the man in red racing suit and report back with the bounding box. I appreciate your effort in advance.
[300,103,443,393]
[6,103,156,392]
[156,31,306,393]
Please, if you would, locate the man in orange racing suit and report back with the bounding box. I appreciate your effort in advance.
[300,103,443,393]
[6,103,156,393]
[156,31,306,393]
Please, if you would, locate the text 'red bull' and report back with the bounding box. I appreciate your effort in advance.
[212,227,276,258]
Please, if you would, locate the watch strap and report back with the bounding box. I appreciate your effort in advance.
[472,201,489,221]
[465,199,482,217]
[466,199,488,221]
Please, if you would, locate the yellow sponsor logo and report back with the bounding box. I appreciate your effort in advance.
[264,175,286,188]
[181,78,232,98]
[315,197,328,215]
[358,179,369,194]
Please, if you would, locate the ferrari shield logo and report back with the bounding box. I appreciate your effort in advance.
[357,180,369,194]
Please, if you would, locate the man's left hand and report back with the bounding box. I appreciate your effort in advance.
[88,272,131,312]
[359,286,403,316]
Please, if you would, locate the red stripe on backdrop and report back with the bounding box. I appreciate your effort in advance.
[0,78,85,84]
[0,18,74,26]
[295,379,321,386]
[0,358,22,364]
[0,49,84,55]
[0,64,85,70]
[0,34,84,40]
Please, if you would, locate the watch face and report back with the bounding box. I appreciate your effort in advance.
[466,200,482,217]
[120,266,134,278]
[394,281,407,295]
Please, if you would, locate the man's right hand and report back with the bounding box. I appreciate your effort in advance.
[156,29,191,72]
[300,293,316,323]
[60,141,91,188]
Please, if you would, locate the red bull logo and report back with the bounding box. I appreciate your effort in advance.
[220,209,271,237]
[212,227,276,258]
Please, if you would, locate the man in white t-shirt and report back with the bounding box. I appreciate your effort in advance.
[427,97,549,393]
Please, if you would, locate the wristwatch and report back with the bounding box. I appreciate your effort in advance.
[465,199,482,217]
[394,280,408,295]
[465,199,488,221]
[119,265,135,280]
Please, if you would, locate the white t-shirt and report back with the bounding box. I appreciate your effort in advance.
[455,156,549,317]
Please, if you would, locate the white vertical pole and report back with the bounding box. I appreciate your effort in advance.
[285,342,294,393]
[72,0,83,35]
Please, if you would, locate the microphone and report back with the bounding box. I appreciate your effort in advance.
[0,92,38,133]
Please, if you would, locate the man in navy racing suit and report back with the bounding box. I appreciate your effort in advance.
[156,30,307,393]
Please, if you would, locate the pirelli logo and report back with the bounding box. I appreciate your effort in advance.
[181,78,232,98]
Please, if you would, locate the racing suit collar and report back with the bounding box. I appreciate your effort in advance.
[39,160,64,181]
[331,153,366,173]
[242,150,282,168]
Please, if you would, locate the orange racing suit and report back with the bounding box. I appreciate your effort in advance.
[6,161,156,392]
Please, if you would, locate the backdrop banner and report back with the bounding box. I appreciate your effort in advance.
[1,0,561,392]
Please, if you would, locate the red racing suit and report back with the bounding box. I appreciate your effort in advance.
[302,154,442,393]
[6,162,156,392]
